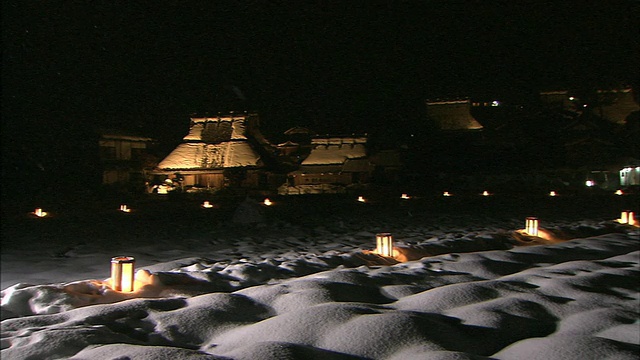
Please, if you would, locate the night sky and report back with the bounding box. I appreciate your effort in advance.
[2,1,639,194]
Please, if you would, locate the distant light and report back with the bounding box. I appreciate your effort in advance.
[491,100,500,107]
[482,191,491,196]
[33,208,48,217]
[615,190,624,196]
[443,191,451,197]
[583,104,588,108]
[401,193,411,200]
[202,201,213,208]
[357,196,366,203]
[119,204,131,213]
[549,191,557,197]
[263,198,273,206]
[585,180,595,187]
[569,96,575,101]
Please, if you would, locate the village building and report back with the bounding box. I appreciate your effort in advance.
[98,129,157,192]
[152,112,274,192]
[426,98,484,131]
[279,136,373,195]
[423,87,639,191]
[540,87,638,125]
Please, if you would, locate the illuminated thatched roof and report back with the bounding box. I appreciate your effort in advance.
[426,99,483,131]
[156,114,261,170]
[157,142,260,170]
[301,137,367,166]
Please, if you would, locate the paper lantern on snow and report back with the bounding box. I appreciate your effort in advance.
[111,256,135,292]
[375,233,394,257]
[34,208,48,217]
[619,210,635,225]
[525,217,539,236]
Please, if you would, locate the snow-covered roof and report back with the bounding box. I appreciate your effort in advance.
[157,142,260,170]
[99,129,155,142]
[277,141,299,147]
[426,99,483,131]
[184,117,248,142]
[301,143,367,165]
[284,126,312,135]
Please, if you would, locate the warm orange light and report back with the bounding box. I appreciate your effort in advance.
[401,193,411,200]
[549,191,557,197]
[111,256,135,292]
[525,217,539,236]
[34,208,48,217]
[375,233,394,257]
[619,210,635,225]
[615,190,624,196]
[357,196,366,203]
[482,191,490,196]
[202,201,213,208]
[263,198,273,206]
[119,204,131,213]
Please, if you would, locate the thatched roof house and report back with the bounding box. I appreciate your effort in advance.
[153,112,266,189]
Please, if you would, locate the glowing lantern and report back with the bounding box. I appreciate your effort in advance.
[443,191,451,197]
[615,190,624,196]
[119,204,131,213]
[482,191,490,196]
[357,196,366,203]
[263,198,273,206]
[202,201,213,208]
[401,193,411,200]
[34,208,48,217]
[525,217,539,236]
[619,210,635,225]
[585,180,595,187]
[375,233,394,257]
[111,256,135,292]
[549,191,557,197]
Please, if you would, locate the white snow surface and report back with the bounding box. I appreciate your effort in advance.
[301,143,367,165]
[1,199,639,360]
[157,142,260,170]
[183,118,248,142]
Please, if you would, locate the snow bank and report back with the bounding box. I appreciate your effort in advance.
[2,223,638,359]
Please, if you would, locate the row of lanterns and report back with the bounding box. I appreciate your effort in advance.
[392,189,627,200]
[31,188,631,217]
[108,210,637,293]
[28,201,638,294]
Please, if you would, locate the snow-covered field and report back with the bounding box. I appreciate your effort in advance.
[1,193,639,359]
